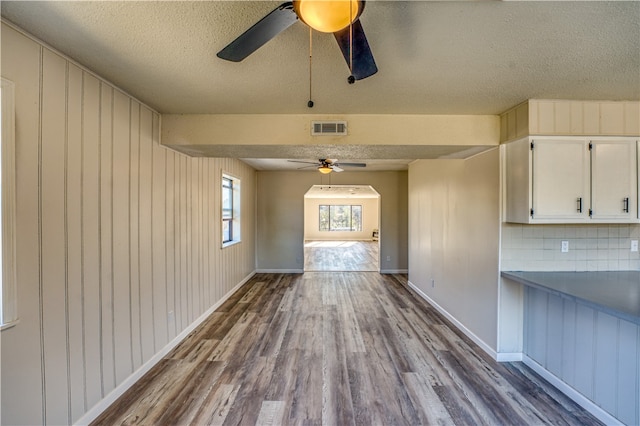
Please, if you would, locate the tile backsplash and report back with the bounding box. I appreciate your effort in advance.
[501,223,640,271]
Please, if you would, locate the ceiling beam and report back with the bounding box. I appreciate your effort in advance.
[162,114,500,158]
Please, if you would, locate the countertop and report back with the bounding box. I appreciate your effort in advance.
[501,271,640,325]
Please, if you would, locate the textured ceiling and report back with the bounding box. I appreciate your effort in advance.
[174,143,495,170]
[2,1,639,116]
[2,1,639,171]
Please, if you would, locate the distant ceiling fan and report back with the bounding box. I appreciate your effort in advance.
[288,159,367,174]
[217,1,377,82]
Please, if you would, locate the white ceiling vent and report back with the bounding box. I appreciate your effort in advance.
[311,121,347,136]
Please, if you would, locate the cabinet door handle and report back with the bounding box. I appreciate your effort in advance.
[577,197,582,213]
[623,197,629,213]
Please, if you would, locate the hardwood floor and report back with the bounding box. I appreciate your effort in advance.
[92,272,603,426]
[304,240,379,271]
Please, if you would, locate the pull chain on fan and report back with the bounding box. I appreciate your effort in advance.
[348,0,355,84]
[308,27,314,108]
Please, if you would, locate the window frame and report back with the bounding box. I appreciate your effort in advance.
[318,204,363,232]
[1,78,18,330]
[221,172,241,248]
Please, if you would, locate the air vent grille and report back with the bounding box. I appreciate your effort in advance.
[311,121,347,136]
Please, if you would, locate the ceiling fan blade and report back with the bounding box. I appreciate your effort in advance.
[217,2,298,62]
[332,166,344,172]
[333,19,377,80]
[337,162,367,167]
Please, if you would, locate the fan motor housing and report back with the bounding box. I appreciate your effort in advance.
[293,0,365,33]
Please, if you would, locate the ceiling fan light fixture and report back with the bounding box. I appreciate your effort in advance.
[293,0,363,33]
[318,165,333,174]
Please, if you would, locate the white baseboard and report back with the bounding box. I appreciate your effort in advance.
[405,281,622,425]
[407,280,499,360]
[495,352,523,362]
[254,269,407,274]
[75,271,256,426]
[522,356,622,426]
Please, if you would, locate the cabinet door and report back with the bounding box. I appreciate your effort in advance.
[531,138,590,221]
[590,139,637,221]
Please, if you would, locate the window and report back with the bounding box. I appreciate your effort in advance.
[319,205,362,232]
[1,78,18,330]
[222,173,241,247]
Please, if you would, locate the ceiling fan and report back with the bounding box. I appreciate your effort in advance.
[217,1,377,82]
[288,159,367,174]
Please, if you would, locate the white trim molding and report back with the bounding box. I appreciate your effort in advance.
[495,352,523,362]
[380,269,408,274]
[522,356,623,426]
[75,271,256,426]
[408,280,498,360]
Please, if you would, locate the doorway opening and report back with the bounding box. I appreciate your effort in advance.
[303,185,380,272]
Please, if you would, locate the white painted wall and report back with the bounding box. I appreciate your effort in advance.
[304,196,379,241]
[1,22,256,425]
[257,171,407,273]
[408,150,501,354]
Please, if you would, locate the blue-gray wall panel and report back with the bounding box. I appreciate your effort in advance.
[594,312,618,415]
[546,293,563,376]
[574,304,595,399]
[617,319,639,426]
[525,286,640,425]
[560,299,577,386]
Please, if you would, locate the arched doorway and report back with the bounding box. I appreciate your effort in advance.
[303,185,380,271]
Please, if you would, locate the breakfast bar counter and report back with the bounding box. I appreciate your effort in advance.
[501,270,640,425]
[501,271,640,325]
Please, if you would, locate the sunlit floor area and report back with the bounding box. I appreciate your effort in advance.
[304,240,379,271]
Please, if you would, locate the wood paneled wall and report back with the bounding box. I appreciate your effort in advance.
[500,100,640,143]
[1,22,256,425]
[525,287,639,425]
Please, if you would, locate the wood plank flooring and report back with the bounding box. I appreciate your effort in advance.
[92,272,603,426]
[304,241,378,271]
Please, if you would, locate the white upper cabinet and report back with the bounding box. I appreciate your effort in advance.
[531,138,590,222]
[505,136,639,224]
[590,139,637,221]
